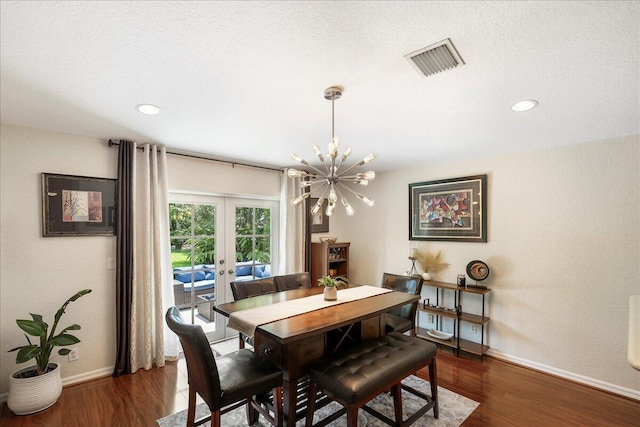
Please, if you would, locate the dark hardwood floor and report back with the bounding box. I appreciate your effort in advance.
[1,348,638,426]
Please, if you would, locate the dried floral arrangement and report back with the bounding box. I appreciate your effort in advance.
[415,249,450,273]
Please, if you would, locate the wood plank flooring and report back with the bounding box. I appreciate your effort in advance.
[1,349,638,426]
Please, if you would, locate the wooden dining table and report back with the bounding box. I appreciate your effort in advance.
[214,285,420,426]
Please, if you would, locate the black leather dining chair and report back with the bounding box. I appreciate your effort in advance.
[381,273,424,336]
[230,277,278,349]
[274,272,312,291]
[165,307,283,427]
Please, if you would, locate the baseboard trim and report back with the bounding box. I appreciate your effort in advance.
[0,366,115,403]
[487,349,640,401]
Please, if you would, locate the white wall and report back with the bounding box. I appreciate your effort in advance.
[0,124,118,395]
[339,134,640,398]
[0,124,283,397]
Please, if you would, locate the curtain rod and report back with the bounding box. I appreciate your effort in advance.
[108,139,283,173]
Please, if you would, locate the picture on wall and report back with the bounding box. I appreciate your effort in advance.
[309,197,329,233]
[42,173,116,236]
[409,174,487,242]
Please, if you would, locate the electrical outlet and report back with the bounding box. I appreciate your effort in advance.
[107,258,116,270]
[470,324,477,333]
[427,314,434,323]
[68,348,79,362]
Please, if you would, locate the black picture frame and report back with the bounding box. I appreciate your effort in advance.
[309,198,329,233]
[42,173,116,236]
[409,174,487,242]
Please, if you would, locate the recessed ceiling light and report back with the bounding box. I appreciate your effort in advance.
[511,99,538,112]
[135,104,161,115]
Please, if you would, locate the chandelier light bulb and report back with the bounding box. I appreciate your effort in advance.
[311,197,324,216]
[341,197,355,216]
[313,145,324,161]
[326,202,335,216]
[328,188,337,204]
[340,147,352,162]
[328,138,339,159]
[356,193,375,207]
[291,193,310,206]
[287,169,307,178]
[356,171,376,180]
[361,154,376,165]
[354,179,369,186]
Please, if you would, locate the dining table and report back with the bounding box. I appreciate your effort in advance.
[214,285,420,426]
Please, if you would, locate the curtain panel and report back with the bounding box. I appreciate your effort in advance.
[114,141,175,376]
[279,169,307,274]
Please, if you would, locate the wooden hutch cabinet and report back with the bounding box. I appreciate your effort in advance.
[310,242,350,285]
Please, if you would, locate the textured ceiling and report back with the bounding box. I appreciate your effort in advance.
[1,1,638,171]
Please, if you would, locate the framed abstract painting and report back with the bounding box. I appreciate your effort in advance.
[42,173,116,236]
[409,174,487,242]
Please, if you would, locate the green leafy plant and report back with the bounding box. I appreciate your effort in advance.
[317,275,349,289]
[9,289,92,376]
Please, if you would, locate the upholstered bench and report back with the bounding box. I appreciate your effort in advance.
[305,332,438,427]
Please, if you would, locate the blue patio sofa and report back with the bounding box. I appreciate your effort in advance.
[172,262,271,308]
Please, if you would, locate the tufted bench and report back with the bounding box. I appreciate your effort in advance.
[305,332,438,427]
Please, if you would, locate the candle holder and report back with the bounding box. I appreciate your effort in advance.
[408,256,419,277]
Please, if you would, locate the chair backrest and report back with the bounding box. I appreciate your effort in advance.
[165,307,222,411]
[230,277,277,301]
[381,273,424,319]
[274,272,312,292]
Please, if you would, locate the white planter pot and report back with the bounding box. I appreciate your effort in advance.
[7,363,62,415]
[324,286,337,301]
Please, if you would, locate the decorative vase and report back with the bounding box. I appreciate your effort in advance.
[422,271,432,281]
[7,363,62,415]
[324,286,337,301]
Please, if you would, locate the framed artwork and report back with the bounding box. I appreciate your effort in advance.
[309,197,329,233]
[42,173,116,236]
[409,174,487,242]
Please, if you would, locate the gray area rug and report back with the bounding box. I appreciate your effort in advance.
[156,374,478,427]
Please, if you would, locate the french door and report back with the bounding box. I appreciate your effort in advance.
[169,194,278,342]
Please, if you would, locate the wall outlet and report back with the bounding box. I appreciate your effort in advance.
[107,258,116,270]
[427,314,434,323]
[470,324,477,333]
[68,348,79,362]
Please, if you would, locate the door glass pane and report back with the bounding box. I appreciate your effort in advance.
[255,207,270,234]
[255,236,270,263]
[235,207,253,235]
[234,206,272,280]
[169,203,219,340]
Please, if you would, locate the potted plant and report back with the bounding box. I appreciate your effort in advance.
[415,249,450,280]
[317,275,348,301]
[7,289,91,415]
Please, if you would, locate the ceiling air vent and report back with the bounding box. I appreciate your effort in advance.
[404,38,464,78]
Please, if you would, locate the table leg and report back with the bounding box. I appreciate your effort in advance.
[282,379,298,427]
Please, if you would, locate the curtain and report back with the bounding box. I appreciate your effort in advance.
[279,169,306,274]
[114,141,175,376]
[113,141,134,376]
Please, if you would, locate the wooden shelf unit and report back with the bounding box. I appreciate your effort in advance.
[310,242,350,285]
[416,279,491,357]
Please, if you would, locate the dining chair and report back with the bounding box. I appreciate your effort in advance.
[381,273,424,336]
[230,277,278,349]
[274,272,312,292]
[165,307,283,427]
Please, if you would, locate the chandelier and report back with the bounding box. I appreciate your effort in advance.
[288,86,376,217]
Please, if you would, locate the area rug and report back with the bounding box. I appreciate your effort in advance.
[156,374,478,427]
